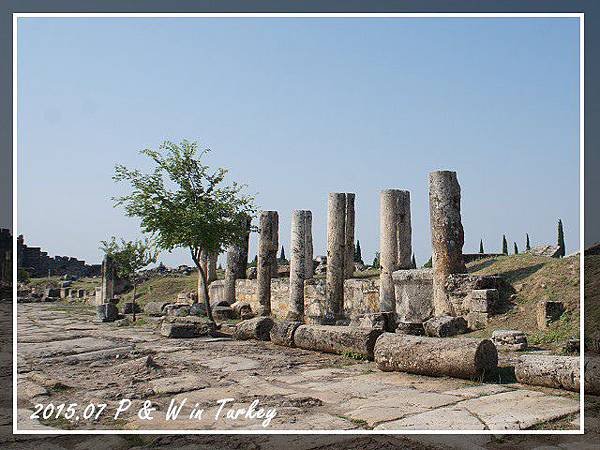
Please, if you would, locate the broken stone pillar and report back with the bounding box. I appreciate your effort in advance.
[257,211,279,316]
[379,189,412,313]
[223,217,251,303]
[326,193,346,321]
[429,171,467,316]
[100,254,115,305]
[288,210,313,321]
[344,193,356,279]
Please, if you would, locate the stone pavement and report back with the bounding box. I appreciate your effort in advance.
[15,303,581,432]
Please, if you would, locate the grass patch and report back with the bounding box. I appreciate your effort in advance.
[342,351,369,361]
[336,415,370,429]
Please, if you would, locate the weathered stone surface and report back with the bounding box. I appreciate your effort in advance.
[468,289,499,313]
[160,316,216,338]
[212,305,235,321]
[395,320,425,336]
[289,210,313,320]
[446,274,504,316]
[230,301,254,320]
[491,330,528,351]
[270,320,302,347]
[223,216,251,303]
[233,316,274,341]
[149,375,209,395]
[423,315,468,337]
[59,287,71,298]
[326,193,347,320]
[429,170,466,316]
[536,300,565,330]
[257,211,279,316]
[393,269,433,323]
[379,189,412,313]
[585,355,600,395]
[349,312,396,332]
[294,325,382,360]
[344,193,356,279]
[466,311,488,330]
[144,301,171,316]
[374,333,498,379]
[515,354,579,392]
[189,302,207,316]
[100,254,115,305]
[96,303,118,322]
[528,244,561,258]
[165,304,190,317]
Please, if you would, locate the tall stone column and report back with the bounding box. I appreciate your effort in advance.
[429,171,467,316]
[257,211,279,316]
[379,189,412,313]
[326,193,347,321]
[223,217,251,303]
[344,193,356,279]
[100,254,115,305]
[289,210,313,321]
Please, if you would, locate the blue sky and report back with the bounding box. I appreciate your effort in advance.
[17,17,580,267]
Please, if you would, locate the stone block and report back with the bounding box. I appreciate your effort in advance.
[59,288,71,298]
[189,302,207,316]
[536,300,565,330]
[393,269,434,322]
[466,312,488,331]
[395,320,425,336]
[270,320,302,347]
[160,316,216,338]
[349,312,396,332]
[145,301,171,316]
[491,330,528,351]
[231,301,254,320]
[212,305,235,321]
[96,303,119,322]
[468,289,499,313]
[423,315,468,337]
[233,317,274,341]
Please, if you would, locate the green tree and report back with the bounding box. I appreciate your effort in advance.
[526,233,531,251]
[479,239,484,254]
[514,242,519,255]
[423,257,432,268]
[557,219,565,257]
[354,240,363,263]
[502,235,508,255]
[372,252,380,269]
[280,245,286,262]
[113,140,257,322]
[100,237,158,321]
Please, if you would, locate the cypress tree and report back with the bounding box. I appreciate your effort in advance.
[423,257,432,268]
[557,219,565,257]
[372,252,380,269]
[526,233,531,251]
[514,242,519,255]
[411,254,416,269]
[479,239,484,254]
[280,245,286,261]
[502,235,508,255]
[355,240,363,263]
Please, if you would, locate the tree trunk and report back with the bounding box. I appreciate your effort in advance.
[197,263,214,323]
[374,333,498,380]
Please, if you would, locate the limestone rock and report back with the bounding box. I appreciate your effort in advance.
[536,300,565,330]
[96,303,119,322]
[145,301,171,316]
[468,289,499,313]
[160,316,216,338]
[395,320,425,336]
[393,268,434,323]
[374,333,498,380]
[189,302,207,316]
[233,316,274,341]
[293,325,382,360]
[491,330,528,351]
[231,301,254,320]
[527,244,561,258]
[212,305,235,321]
[270,320,302,347]
[349,312,396,332]
[423,315,468,337]
[515,355,579,392]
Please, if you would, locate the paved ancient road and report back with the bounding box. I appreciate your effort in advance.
[15,303,581,433]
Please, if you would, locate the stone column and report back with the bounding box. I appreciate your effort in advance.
[100,254,114,305]
[429,171,466,316]
[289,210,313,321]
[223,217,251,303]
[257,211,279,316]
[344,193,356,279]
[326,193,346,321]
[379,189,412,313]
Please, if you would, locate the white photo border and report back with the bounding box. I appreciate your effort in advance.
[12,12,585,435]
